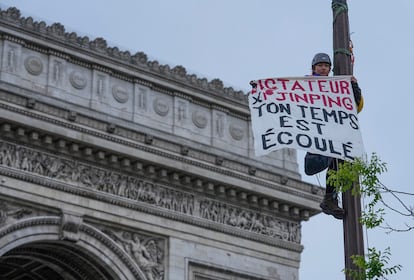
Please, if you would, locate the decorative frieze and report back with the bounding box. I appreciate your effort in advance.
[0,140,302,244]
[0,97,314,202]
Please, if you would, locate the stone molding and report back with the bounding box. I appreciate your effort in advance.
[0,112,317,216]
[0,140,303,251]
[0,213,149,280]
[0,89,319,200]
[60,211,83,242]
[0,200,34,226]
[0,7,246,107]
[0,199,167,279]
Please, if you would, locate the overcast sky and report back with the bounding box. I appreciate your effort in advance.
[1,1,413,279]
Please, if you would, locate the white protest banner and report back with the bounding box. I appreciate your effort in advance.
[248,76,365,161]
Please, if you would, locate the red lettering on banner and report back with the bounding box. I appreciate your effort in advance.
[257,79,264,90]
[263,89,274,100]
[264,79,278,89]
[329,80,339,93]
[308,94,321,103]
[318,80,328,92]
[291,81,305,91]
[340,80,351,94]
[277,78,289,90]
[257,78,351,94]
[307,80,316,91]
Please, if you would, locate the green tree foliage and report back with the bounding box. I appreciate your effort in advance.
[347,248,402,280]
[327,153,406,279]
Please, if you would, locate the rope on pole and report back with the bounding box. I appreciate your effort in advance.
[332,0,348,23]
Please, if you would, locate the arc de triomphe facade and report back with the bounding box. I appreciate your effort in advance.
[0,7,323,280]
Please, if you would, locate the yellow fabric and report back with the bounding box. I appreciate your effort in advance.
[357,95,364,113]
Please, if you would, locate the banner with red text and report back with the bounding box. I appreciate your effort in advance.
[248,76,365,161]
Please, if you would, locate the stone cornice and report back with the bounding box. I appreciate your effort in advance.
[0,114,319,216]
[0,7,248,111]
[0,92,323,211]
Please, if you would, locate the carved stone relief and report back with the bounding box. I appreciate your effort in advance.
[0,140,301,244]
[176,100,187,122]
[0,7,246,106]
[4,43,19,73]
[24,55,43,76]
[215,112,226,138]
[96,74,107,98]
[69,70,87,90]
[48,56,68,88]
[51,60,63,85]
[103,228,165,280]
[229,123,244,141]
[136,86,148,112]
[112,84,129,103]
[0,200,32,227]
[0,214,145,280]
[153,98,169,117]
[60,212,83,242]
[192,111,208,129]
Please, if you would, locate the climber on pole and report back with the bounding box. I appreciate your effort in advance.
[308,52,364,219]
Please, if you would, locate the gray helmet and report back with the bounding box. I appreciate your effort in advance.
[312,53,331,67]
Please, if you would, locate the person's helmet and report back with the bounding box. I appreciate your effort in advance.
[312,53,331,67]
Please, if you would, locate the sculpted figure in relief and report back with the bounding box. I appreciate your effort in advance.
[104,230,164,280]
[0,201,32,227]
[0,141,301,243]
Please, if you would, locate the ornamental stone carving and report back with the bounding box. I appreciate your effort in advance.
[171,65,187,79]
[24,55,43,75]
[5,45,18,73]
[89,37,108,53]
[177,100,187,121]
[192,111,208,129]
[69,70,87,89]
[103,228,165,280]
[0,140,301,243]
[229,123,244,141]
[137,87,148,111]
[0,200,32,227]
[52,60,62,85]
[153,98,169,117]
[215,113,225,138]
[0,7,246,103]
[60,212,83,242]
[112,85,129,103]
[47,22,65,38]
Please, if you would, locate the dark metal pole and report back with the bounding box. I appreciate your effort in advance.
[331,1,365,279]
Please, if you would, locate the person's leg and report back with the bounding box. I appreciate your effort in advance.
[320,158,345,219]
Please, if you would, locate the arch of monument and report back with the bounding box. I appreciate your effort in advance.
[0,7,323,280]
